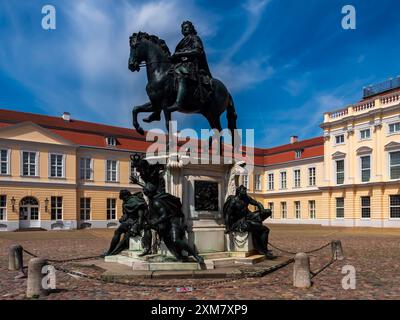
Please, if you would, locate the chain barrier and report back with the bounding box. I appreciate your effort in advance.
[23,248,102,263]
[268,241,332,255]
[20,239,337,288]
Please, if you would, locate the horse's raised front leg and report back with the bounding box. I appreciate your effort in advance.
[132,102,153,135]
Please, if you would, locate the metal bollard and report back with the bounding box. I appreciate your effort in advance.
[8,245,23,271]
[331,240,344,261]
[293,252,311,288]
[26,258,48,298]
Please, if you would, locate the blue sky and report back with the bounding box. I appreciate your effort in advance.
[1,0,400,147]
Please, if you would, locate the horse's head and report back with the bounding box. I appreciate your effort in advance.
[129,32,171,73]
[128,32,144,72]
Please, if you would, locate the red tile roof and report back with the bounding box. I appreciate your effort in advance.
[0,109,324,165]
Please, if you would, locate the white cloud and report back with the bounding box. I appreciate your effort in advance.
[214,58,274,92]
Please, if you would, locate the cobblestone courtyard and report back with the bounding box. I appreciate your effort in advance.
[1,225,399,300]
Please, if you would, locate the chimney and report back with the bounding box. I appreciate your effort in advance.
[62,112,71,122]
[290,135,298,144]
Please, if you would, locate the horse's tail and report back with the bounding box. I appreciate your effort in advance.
[226,93,237,138]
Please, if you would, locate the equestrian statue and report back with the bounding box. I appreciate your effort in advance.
[129,21,237,139]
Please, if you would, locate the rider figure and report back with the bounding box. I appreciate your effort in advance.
[143,20,212,123]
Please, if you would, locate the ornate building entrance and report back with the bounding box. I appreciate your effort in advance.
[19,197,40,229]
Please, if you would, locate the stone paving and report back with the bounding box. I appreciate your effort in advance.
[0,225,399,300]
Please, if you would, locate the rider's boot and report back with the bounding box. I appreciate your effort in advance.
[143,111,161,123]
[168,78,186,112]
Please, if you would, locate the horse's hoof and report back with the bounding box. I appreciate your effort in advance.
[143,113,161,123]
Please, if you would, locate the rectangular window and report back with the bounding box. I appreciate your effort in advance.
[107,198,116,220]
[335,134,345,144]
[361,156,371,182]
[390,195,400,218]
[280,171,287,189]
[80,198,91,220]
[268,202,274,219]
[294,201,301,219]
[389,151,400,180]
[50,154,64,178]
[308,167,316,186]
[267,173,274,190]
[360,129,371,140]
[336,197,344,218]
[254,174,261,191]
[51,196,63,220]
[295,150,302,159]
[361,196,371,219]
[0,150,9,175]
[80,158,93,180]
[294,169,301,188]
[0,195,6,220]
[106,137,117,146]
[389,122,400,134]
[309,200,316,219]
[242,175,249,189]
[336,160,345,184]
[281,202,287,219]
[22,151,37,176]
[106,160,118,182]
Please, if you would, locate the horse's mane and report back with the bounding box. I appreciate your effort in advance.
[132,32,171,57]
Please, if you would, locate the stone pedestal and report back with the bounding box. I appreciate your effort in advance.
[129,236,143,252]
[226,232,254,257]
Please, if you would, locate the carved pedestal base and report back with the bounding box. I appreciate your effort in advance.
[225,232,255,257]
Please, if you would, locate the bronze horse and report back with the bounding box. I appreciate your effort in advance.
[128,32,237,138]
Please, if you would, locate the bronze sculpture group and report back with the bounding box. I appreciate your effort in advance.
[104,21,275,262]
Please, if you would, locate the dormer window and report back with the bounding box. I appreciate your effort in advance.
[295,150,303,159]
[106,137,117,147]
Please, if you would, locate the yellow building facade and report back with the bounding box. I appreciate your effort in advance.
[0,120,140,231]
[249,86,400,228]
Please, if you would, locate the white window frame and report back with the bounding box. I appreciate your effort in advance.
[294,201,301,219]
[267,173,274,191]
[336,197,345,219]
[21,150,39,177]
[51,196,63,221]
[335,159,345,185]
[389,150,400,180]
[295,150,302,159]
[388,121,400,135]
[268,202,274,219]
[80,198,91,220]
[359,128,371,141]
[280,171,287,190]
[308,167,316,186]
[106,137,117,147]
[0,195,6,221]
[359,155,371,183]
[389,195,400,219]
[360,196,371,220]
[107,198,117,220]
[309,200,316,219]
[80,157,93,181]
[105,160,119,182]
[49,153,65,178]
[241,174,249,189]
[293,169,301,188]
[335,134,345,145]
[0,149,10,175]
[281,202,287,219]
[254,174,261,191]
